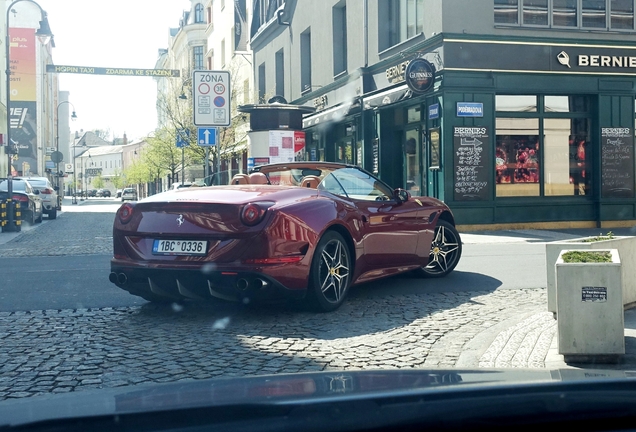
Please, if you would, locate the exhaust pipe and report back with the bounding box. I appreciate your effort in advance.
[117,273,128,286]
[236,278,249,291]
[253,278,268,290]
[109,272,118,284]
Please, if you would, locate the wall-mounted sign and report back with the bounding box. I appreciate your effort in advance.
[404,58,436,94]
[453,126,490,201]
[313,95,328,110]
[428,103,440,120]
[456,102,484,117]
[85,168,102,177]
[386,60,410,84]
[47,64,180,77]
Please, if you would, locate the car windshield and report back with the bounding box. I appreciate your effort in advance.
[2,0,636,429]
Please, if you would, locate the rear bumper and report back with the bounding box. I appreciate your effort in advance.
[110,261,307,303]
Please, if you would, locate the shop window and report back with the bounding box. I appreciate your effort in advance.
[496,95,592,198]
[407,106,421,123]
[544,118,590,196]
[496,95,537,112]
[496,118,540,197]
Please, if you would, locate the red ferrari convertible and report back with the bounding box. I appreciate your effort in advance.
[109,162,461,312]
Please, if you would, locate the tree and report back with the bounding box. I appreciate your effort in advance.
[111,168,126,189]
[92,174,105,189]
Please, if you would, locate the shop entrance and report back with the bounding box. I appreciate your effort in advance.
[404,127,425,195]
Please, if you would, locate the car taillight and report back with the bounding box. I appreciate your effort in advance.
[40,188,53,194]
[12,195,28,202]
[240,202,274,226]
[118,202,135,224]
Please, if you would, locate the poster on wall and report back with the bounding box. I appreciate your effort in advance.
[453,126,490,201]
[268,131,300,163]
[429,128,440,169]
[601,127,634,198]
[9,28,38,176]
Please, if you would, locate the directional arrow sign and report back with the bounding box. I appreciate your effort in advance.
[198,127,217,146]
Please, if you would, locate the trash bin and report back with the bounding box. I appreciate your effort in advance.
[556,249,624,362]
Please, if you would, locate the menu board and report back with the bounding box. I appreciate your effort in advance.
[601,127,634,198]
[453,126,490,201]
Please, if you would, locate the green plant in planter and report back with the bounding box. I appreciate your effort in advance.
[562,250,612,263]
[581,231,615,243]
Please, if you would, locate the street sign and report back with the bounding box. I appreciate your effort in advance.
[193,70,231,127]
[65,163,73,173]
[176,128,190,148]
[50,151,64,163]
[198,127,217,146]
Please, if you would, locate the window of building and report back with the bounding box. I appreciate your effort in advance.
[379,0,425,51]
[207,53,213,70]
[207,5,212,24]
[275,49,285,97]
[332,3,347,77]
[193,46,204,70]
[194,3,204,23]
[494,0,636,30]
[495,95,592,198]
[258,62,266,102]
[300,28,312,94]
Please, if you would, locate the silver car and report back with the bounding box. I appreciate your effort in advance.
[121,187,137,202]
[16,176,59,219]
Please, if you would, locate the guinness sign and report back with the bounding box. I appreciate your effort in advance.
[405,58,436,93]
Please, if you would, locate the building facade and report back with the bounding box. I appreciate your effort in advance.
[251,0,636,229]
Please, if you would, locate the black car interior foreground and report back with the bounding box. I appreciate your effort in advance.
[4,379,636,432]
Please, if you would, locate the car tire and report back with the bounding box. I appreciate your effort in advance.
[48,209,57,219]
[306,231,352,312]
[36,211,43,223]
[417,219,462,278]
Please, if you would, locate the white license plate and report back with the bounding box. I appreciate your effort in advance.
[152,239,207,256]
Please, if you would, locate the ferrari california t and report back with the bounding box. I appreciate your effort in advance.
[109,162,461,312]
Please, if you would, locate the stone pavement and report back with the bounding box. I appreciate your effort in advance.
[0,198,632,401]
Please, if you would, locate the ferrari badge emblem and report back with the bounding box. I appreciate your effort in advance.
[176,214,184,227]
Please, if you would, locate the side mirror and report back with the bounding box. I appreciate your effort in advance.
[393,188,410,204]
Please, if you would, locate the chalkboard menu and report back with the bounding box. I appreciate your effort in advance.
[601,127,634,198]
[454,126,490,201]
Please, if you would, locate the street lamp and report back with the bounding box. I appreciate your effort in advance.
[71,141,86,204]
[4,0,52,232]
[55,101,76,207]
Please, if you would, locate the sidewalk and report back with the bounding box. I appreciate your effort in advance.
[459,227,636,370]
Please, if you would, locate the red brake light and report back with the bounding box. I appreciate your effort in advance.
[12,195,28,202]
[240,202,274,226]
[118,203,135,224]
[41,188,53,194]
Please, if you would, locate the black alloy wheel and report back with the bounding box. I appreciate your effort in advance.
[307,231,352,312]
[418,219,462,278]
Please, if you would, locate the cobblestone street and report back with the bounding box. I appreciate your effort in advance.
[0,200,556,400]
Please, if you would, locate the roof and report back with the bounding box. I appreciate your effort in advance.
[81,146,124,157]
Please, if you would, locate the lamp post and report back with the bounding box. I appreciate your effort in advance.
[71,141,85,205]
[55,101,76,206]
[4,0,52,232]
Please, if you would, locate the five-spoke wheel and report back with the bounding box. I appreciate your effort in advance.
[308,231,352,312]
[418,220,462,278]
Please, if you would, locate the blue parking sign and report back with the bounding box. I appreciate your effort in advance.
[176,129,190,147]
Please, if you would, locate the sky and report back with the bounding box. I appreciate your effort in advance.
[33,0,192,142]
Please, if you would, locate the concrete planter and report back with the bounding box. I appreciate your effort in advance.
[546,236,636,314]
[556,249,624,360]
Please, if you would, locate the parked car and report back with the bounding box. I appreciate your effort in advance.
[96,189,111,197]
[109,162,462,311]
[16,176,59,219]
[115,189,122,198]
[121,188,137,202]
[87,189,98,197]
[0,179,43,225]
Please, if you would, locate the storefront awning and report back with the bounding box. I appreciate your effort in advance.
[362,84,411,110]
[302,101,359,128]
